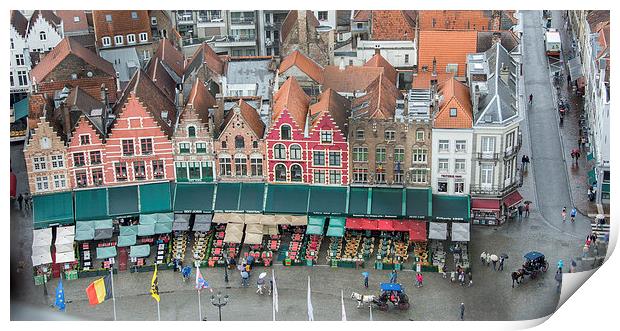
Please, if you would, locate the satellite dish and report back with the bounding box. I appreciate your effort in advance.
[87,71,93,77]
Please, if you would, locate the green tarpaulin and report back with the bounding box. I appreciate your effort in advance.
[305,225,324,235]
[139,182,172,214]
[173,183,215,213]
[75,221,95,241]
[432,195,470,221]
[264,184,309,214]
[154,221,173,234]
[139,214,157,225]
[138,224,155,236]
[329,216,346,228]
[119,225,138,236]
[117,234,137,247]
[348,187,370,216]
[238,183,266,212]
[588,169,597,185]
[94,219,113,229]
[75,188,108,221]
[405,188,431,219]
[326,216,346,237]
[96,246,117,259]
[326,226,345,237]
[587,153,594,161]
[307,186,347,215]
[129,244,151,258]
[371,188,403,217]
[108,186,139,216]
[602,183,610,193]
[306,216,326,235]
[215,182,241,212]
[156,213,174,223]
[33,192,74,229]
[13,96,29,121]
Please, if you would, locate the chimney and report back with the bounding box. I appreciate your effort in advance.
[374,46,380,55]
[339,57,345,70]
[432,57,437,76]
[115,72,121,92]
[61,100,72,142]
[213,93,225,137]
[472,85,480,115]
[492,32,502,45]
[499,63,509,84]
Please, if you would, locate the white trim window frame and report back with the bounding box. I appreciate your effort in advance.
[127,34,136,44]
[102,36,112,47]
[114,35,124,46]
[139,32,148,42]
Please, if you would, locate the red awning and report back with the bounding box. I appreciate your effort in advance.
[407,221,427,241]
[393,221,410,232]
[345,218,377,231]
[471,198,500,211]
[376,219,394,231]
[503,190,523,208]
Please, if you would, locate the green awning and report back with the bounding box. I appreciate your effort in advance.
[326,226,345,237]
[156,213,174,223]
[94,219,113,229]
[96,246,117,259]
[13,96,29,121]
[117,234,137,247]
[129,244,151,258]
[326,216,346,237]
[154,221,173,234]
[75,221,95,241]
[264,184,310,214]
[139,214,157,225]
[432,195,470,221]
[348,187,370,216]
[173,183,215,213]
[329,216,346,228]
[405,188,431,219]
[108,185,139,216]
[138,224,156,236]
[238,183,266,212]
[139,182,172,214]
[119,225,138,236]
[587,153,594,161]
[602,183,610,193]
[306,216,326,235]
[75,188,108,221]
[588,169,597,185]
[33,192,74,229]
[214,182,241,212]
[307,186,348,215]
[371,188,403,217]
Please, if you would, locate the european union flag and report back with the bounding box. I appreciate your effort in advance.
[55,278,65,312]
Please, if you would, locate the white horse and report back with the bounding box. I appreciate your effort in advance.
[351,292,376,308]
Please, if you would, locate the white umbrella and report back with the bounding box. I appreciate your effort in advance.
[259,272,267,279]
[490,254,499,262]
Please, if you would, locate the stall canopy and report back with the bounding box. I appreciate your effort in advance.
[94,219,114,240]
[214,182,242,212]
[223,223,245,243]
[306,216,326,235]
[129,244,151,258]
[13,96,29,121]
[96,246,117,259]
[75,188,108,221]
[155,220,173,234]
[75,221,96,241]
[245,223,263,234]
[32,228,53,266]
[33,192,74,229]
[307,186,348,215]
[213,212,245,224]
[472,198,501,211]
[273,215,291,225]
[587,169,597,185]
[237,183,266,212]
[264,184,309,214]
[138,223,156,236]
[326,217,346,237]
[263,225,279,235]
[119,225,138,236]
[55,226,75,244]
[428,222,448,240]
[244,232,263,245]
[54,226,76,263]
[345,218,376,230]
[451,222,470,242]
[193,214,213,232]
[371,188,403,217]
[117,234,137,247]
[405,188,431,219]
[173,183,215,213]
[348,187,370,216]
[377,219,395,231]
[243,214,262,224]
[432,195,470,221]
[172,214,191,231]
[502,190,523,209]
[108,185,139,216]
[407,221,427,242]
[139,182,172,214]
[290,215,307,226]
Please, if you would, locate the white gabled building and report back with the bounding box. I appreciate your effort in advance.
[10,10,32,104]
[25,10,64,54]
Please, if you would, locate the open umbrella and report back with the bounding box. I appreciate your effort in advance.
[361,272,369,277]
[500,253,509,259]
[259,272,267,279]
[524,201,532,205]
[490,254,499,262]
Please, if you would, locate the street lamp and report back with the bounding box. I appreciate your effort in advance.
[210,291,229,321]
[224,257,229,283]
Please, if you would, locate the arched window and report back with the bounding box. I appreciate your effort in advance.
[274,164,287,182]
[280,125,291,140]
[39,31,46,41]
[290,164,302,182]
[290,144,302,160]
[235,135,245,148]
[273,143,286,159]
[188,126,196,138]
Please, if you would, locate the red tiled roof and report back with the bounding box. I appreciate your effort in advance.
[586,10,610,31]
[370,11,416,41]
[152,38,185,78]
[418,10,494,31]
[322,65,384,94]
[10,10,28,38]
[56,10,90,33]
[185,78,215,126]
[434,77,473,129]
[418,30,478,77]
[92,10,151,47]
[272,77,310,128]
[240,99,266,138]
[30,37,116,83]
[279,50,324,83]
[281,10,320,44]
[411,71,455,89]
[352,73,403,120]
[353,10,370,22]
[364,53,398,85]
[309,88,351,136]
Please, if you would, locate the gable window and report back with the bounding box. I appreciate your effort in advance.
[450,108,458,117]
[140,138,153,155]
[53,174,67,189]
[274,164,287,182]
[313,151,325,166]
[105,14,112,22]
[252,140,258,149]
[328,152,341,166]
[114,162,128,181]
[375,146,386,163]
[438,140,449,152]
[39,31,46,41]
[73,16,80,22]
[290,145,302,160]
[139,32,148,42]
[235,135,245,149]
[15,54,24,66]
[235,156,247,176]
[127,34,136,44]
[102,37,111,46]
[80,135,91,145]
[250,157,263,176]
[221,140,227,149]
[50,155,65,169]
[313,170,325,184]
[219,157,231,176]
[384,130,395,141]
[290,164,302,182]
[446,64,458,74]
[131,11,138,19]
[75,171,88,187]
[455,140,467,152]
[356,129,365,140]
[90,151,102,165]
[73,153,86,167]
[353,146,368,162]
[33,156,47,171]
[92,169,104,186]
[188,126,196,137]
[329,170,341,185]
[151,17,158,25]
[179,142,190,154]
[114,35,124,46]
[122,139,134,156]
[196,142,207,154]
[321,131,333,144]
[274,144,286,159]
[35,176,49,192]
[152,160,164,179]
[280,125,291,140]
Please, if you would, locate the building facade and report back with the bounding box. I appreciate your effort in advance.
[280,10,332,66]
[92,10,154,64]
[10,11,32,105]
[25,10,64,54]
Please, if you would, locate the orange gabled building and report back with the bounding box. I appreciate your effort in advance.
[433,78,474,129]
[417,30,478,77]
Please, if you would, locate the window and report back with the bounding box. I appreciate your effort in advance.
[290,145,302,160]
[411,169,428,183]
[219,157,232,176]
[35,176,49,192]
[90,151,102,165]
[437,180,448,192]
[438,140,449,152]
[412,149,427,164]
[134,161,146,179]
[196,142,207,154]
[189,162,201,180]
[139,138,153,155]
[139,32,148,42]
[446,64,458,74]
[80,135,90,145]
[455,140,467,152]
[105,14,112,22]
[329,170,341,185]
[235,156,247,176]
[506,131,515,150]
[481,163,494,186]
[151,16,158,25]
[438,159,449,173]
[328,152,341,167]
[235,135,245,149]
[353,146,368,162]
[221,140,227,149]
[33,156,47,171]
[481,136,496,153]
[274,144,286,159]
[127,34,136,44]
[313,170,325,184]
[318,11,328,21]
[73,16,80,22]
[53,174,66,189]
[313,151,325,166]
[102,37,111,46]
[252,141,258,149]
[375,169,386,183]
[17,70,27,86]
[384,130,395,141]
[321,131,333,144]
[114,35,124,46]
[115,162,128,181]
[290,164,302,182]
[274,164,287,182]
[352,168,368,183]
[92,168,104,186]
[176,162,188,180]
[153,160,164,179]
[394,170,404,184]
[356,129,365,140]
[131,11,138,19]
[10,72,13,87]
[376,146,386,163]
[251,157,263,176]
[454,179,464,193]
[10,38,14,49]
[179,142,190,154]
[75,171,88,187]
[73,153,86,167]
[188,126,196,137]
[39,31,46,41]
[394,147,405,163]
[405,54,409,64]
[50,155,64,169]
[450,108,457,117]
[455,159,466,173]
[15,54,24,66]
[280,125,291,140]
[416,130,425,142]
[201,162,213,180]
[504,161,513,180]
[122,139,134,156]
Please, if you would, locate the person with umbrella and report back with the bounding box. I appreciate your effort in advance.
[490,254,499,270]
[362,271,369,288]
[256,272,267,294]
[557,259,564,272]
[480,251,487,265]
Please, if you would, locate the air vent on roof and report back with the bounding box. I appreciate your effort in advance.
[87,71,93,78]
[71,73,78,80]
[161,111,168,120]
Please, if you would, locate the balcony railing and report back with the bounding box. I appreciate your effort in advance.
[470,181,520,196]
[504,136,523,159]
[476,152,501,160]
[231,17,255,25]
[197,15,223,23]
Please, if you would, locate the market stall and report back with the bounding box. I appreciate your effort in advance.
[428,222,448,240]
[451,223,471,242]
[193,214,213,232]
[96,245,117,269]
[94,219,114,241]
[502,190,524,220]
[172,214,191,232]
[54,226,77,279]
[32,228,53,285]
[471,198,502,226]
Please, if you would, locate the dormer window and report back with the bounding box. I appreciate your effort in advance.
[39,31,46,41]
[102,37,111,47]
[188,126,196,138]
[320,130,333,144]
[280,125,291,140]
[80,135,90,145]
[114,35,124,46]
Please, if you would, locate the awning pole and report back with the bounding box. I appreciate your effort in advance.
[110,266,117,321]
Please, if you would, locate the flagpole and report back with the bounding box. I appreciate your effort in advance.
[109,266,117,321]
[198,290,202,321]
[157,299,161,321]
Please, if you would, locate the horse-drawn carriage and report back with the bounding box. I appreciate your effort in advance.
[351,283,410,311]
[512,251,549,287]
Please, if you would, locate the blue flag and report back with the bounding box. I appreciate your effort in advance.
[55,278,65,312]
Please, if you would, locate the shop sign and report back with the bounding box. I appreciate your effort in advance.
[440,174,463,178]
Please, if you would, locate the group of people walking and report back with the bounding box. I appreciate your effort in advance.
[561,206,578,222]
[480,252,505,272]
[15,193,32,212]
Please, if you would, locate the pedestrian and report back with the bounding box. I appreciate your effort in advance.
[555,270,563,292]
[570,259,577,273]
[363,272,369,288]
[269,279,273,295]
[562,207,567,222]
[529,93,533,105]
[521,155,527,170]
[389,270,397,283]
[458,271,465,286]
[557,259,564,272]
[485,253,492,266]
[582,244,589,258]
[570,208,577,223]
[498,256,505,271]
[416,273,423,288]
[591,233,597,245]
[256,276,266,294]
[524,203,530,217]
[575,151,581,164]
[480,251,487,265]
[517,205,524,221]
[581,137,587,150]
[441,265,448,279]
[467,271,473,287]
[567,73,571,85]
[241,270,249,287]
[17,194,23,211]
[570,151,575,163]
[460,303,465,321]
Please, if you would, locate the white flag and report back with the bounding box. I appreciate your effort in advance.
[341,289,347,321]
[272,269,279,321]
[307,276,314,321]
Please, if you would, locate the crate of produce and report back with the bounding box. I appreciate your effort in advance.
[33,275,48,285]
[65,270,78,280]
[283,258,292,266]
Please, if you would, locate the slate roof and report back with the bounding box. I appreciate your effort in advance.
[477,31,520,53]
[152,38,185,78]
[308,88,351,136]
[279,50,324,83]
[272,77,310,129]
[10,10,29,38]
[48,86,107,142]
[99,47,141,84]
[146,57,179,104]
[351,73,403,120]
[226,57,275,100]
[184,42,226,77]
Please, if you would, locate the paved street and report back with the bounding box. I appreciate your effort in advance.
[9,10,602,321]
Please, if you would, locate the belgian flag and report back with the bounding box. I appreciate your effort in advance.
[85,275,112,305]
